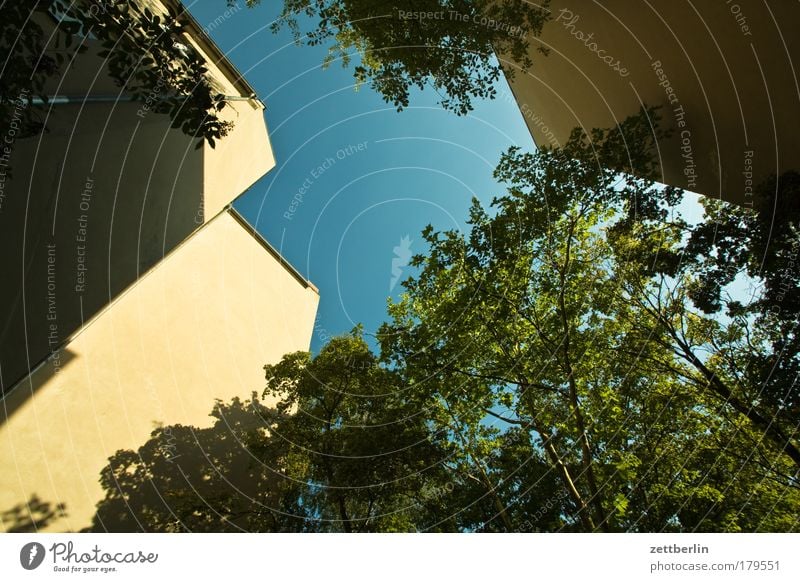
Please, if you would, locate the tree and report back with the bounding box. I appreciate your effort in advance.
[680,172,800,450]
[1,495,67,533]
[88,331,453,532]
[1,0,232,166]
[605,170,800,475]
[259,331,451,532]
[378,107,800,531]
[238,0,550,115]
[86,397,304,532]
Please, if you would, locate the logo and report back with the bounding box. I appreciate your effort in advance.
[390,235,413,291]
[20,542,46,570]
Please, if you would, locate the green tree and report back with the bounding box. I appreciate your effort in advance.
[260,331,450,531]
[86,110,799,532]
[238,0,550,115]
[1,0,232,161]
[378,107,800,531]
[604,166,800,475]
[88,332,452,532]
[680,172,800,460]
[86,396,308,532]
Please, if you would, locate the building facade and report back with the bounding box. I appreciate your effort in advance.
[503,1,799,206]
[0,1,319,532]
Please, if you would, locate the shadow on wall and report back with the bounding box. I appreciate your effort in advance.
[83,396,302,533]
[0,348,78,427]
[1,495,67,533]
[0,101,204,398]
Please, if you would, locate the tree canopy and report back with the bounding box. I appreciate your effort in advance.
[237,0,550,115]
[1,0,232,160]
[378,107,800,531]
[89,333,453,532]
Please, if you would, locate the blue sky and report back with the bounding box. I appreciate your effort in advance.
[186,1,537,352]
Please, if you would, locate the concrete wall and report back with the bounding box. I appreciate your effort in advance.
[204,101,274,219]
[0,8,274,390]
[0,210,319,533]
[502,0,800,205]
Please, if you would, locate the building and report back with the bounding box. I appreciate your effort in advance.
[502,1,800,206]
[0,1,319,532]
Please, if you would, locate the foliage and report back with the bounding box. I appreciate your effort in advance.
[680,172,800,434]
[239,0,550,115]
[378,107,800,531]
[86,397,299,532]
[0,1,66,143]
[89,332,453,532]
[259,332,450,531]
[0,0,232,159]
[1,495,67,533]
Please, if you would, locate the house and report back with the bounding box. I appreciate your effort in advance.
[502,0,799,206]
[0,0,319,532]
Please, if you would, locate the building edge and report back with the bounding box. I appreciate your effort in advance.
[1,206,317,400]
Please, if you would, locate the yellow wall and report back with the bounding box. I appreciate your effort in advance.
[0,9,274,390]
[204,100,275,219]
[503,0,800,205]
[0,210,319,533]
